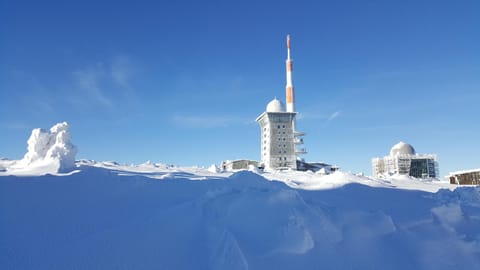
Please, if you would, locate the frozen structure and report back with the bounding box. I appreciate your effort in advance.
[9,122,77,174]
[256,35,306,171]
[372,141,439,179]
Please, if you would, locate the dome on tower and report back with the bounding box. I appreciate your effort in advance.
[266,98,285,112]
[390,141,416,157]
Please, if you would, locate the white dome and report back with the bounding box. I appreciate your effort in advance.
[390,141,416,156]
[266,98,285,112]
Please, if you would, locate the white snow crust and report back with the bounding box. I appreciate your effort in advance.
[1,163,479,270]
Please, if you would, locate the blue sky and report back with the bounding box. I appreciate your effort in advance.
[1,0,479,175]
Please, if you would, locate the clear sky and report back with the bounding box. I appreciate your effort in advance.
[1,0,479,175]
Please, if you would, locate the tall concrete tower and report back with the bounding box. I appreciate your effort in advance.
[255,35,306,171]
[256,98,297,170]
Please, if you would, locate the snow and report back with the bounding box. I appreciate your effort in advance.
[1,161,479,269]
[450,168,480,175]
[208,163,221,173]
[6,122,77,175]
[1,124,479,269]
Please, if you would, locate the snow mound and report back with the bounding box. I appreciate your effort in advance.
[8,122,77,174]
[1,166,479,269]
[208,163,221,173]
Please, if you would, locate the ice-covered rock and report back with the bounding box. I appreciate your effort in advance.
[9,122,77,174]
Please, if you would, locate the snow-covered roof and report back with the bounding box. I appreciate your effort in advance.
[449,168,480,176]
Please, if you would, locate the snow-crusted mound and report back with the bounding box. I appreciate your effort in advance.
[0,167,479,270]
[8,122,77,174]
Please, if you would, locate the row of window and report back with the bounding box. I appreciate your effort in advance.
[264,124,288,131]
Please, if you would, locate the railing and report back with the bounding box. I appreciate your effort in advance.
[293,138,304,144]
[295,147,307,154]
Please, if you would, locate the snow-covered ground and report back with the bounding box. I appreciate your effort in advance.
[1,123,479,269]
[1,160,480,269]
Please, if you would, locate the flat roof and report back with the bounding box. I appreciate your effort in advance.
[449,168,480,176]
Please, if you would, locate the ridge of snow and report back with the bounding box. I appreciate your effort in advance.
[1,166,479,269]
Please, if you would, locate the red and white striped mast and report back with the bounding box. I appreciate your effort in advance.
[285,34,296,130]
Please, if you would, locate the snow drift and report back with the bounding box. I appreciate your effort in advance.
[0,165,479,270]
[8,122,77,174]
[1,122,479,269]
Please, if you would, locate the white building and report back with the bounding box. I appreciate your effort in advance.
[372,141,439,178]
[256,99,298,170]
[255,35,306,171]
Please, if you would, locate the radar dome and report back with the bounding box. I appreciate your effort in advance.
[266,98,285,112]
[390,141,416,156]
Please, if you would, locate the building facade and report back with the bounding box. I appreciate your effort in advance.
[449,169,480,185]
[256,99,297,170]
[221,160,259,171]
[372,141,439,178]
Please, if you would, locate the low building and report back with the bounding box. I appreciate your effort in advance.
[221,160,259,171]
[449,169,480,185]
[297,160,339,174]
[372,141,439,178]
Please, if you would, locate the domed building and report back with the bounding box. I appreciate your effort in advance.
[256,98,299,170]
[255,35,307,171]
[266,98,285,113]
[372,142,439,178]
[390,141,416,156]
